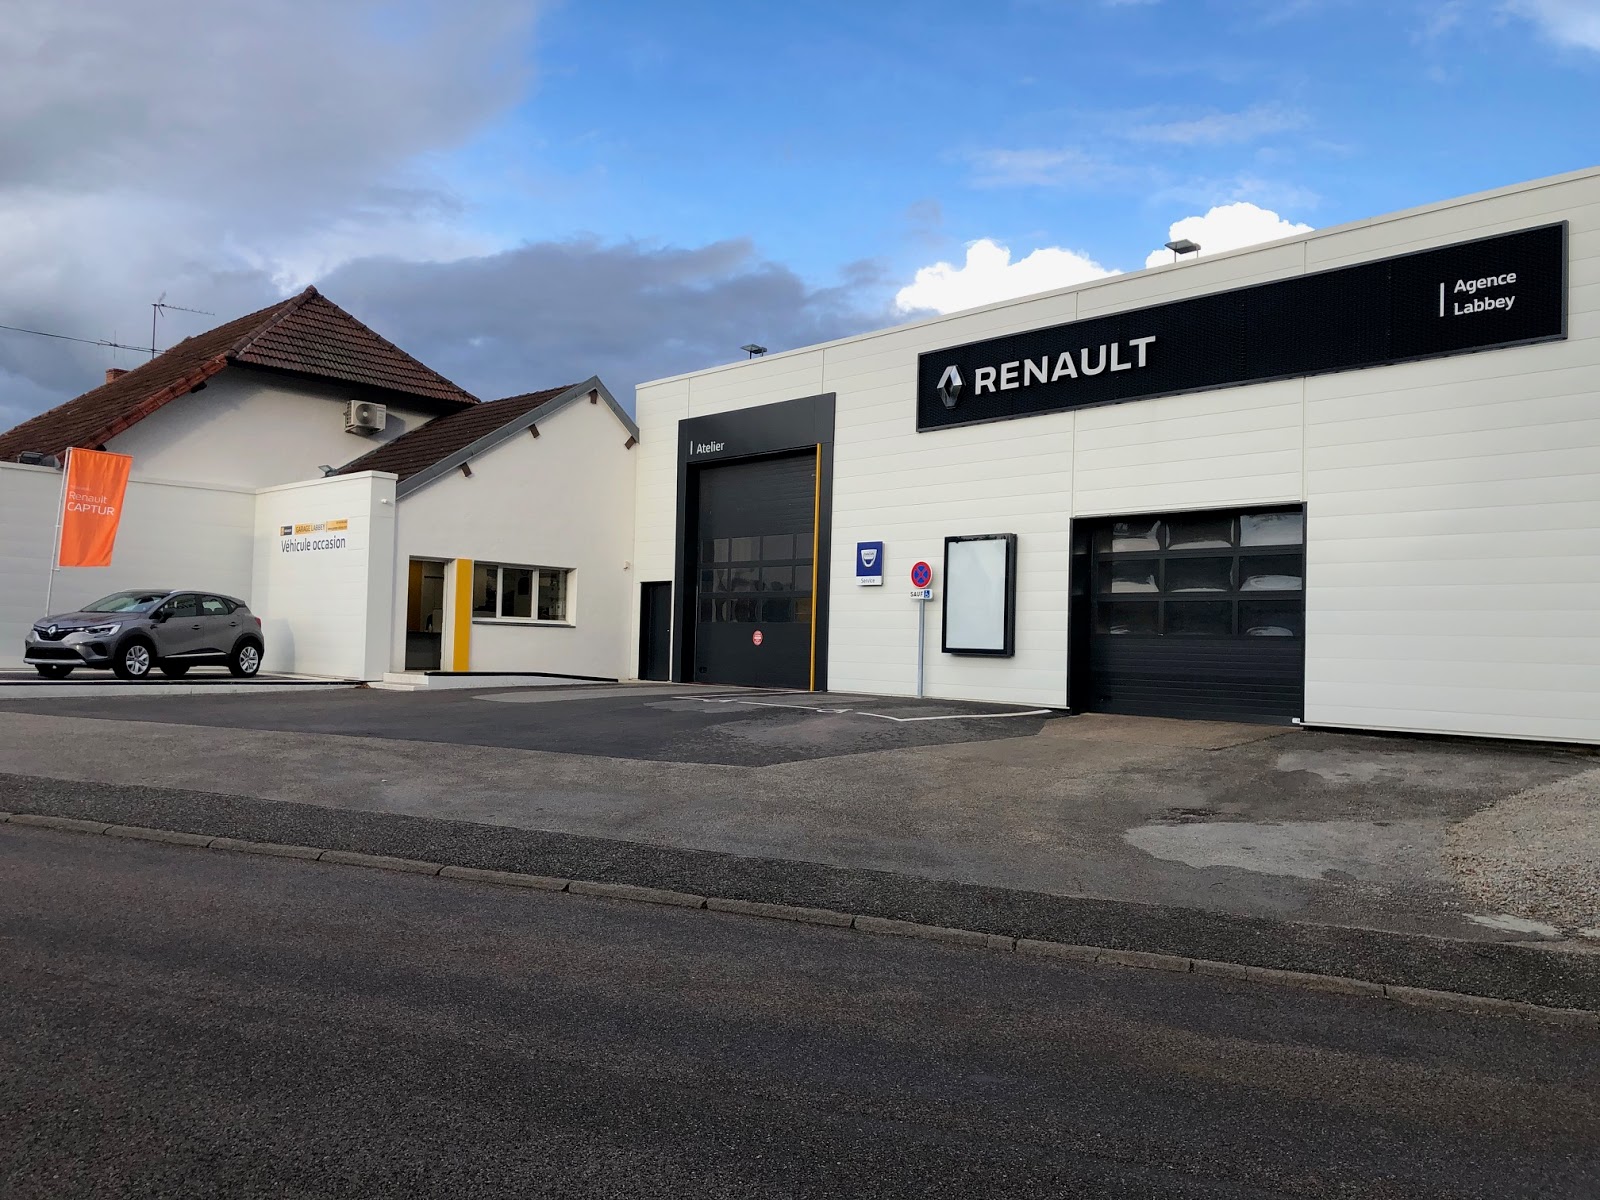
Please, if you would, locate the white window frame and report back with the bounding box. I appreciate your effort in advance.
[470,562,575,627]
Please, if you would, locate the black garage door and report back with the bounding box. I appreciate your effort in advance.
[693,453,816,688]
[1074,507,1305,724]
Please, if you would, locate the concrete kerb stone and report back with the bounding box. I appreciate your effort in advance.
[1016,939,1102,964]
[853,914,1016,952]
[6,812,112,835]
[1094,947,1193,974]
[105,825,217,848]
[439,865,570,892]
[318,849,444,875]
[4,810,1599,1028]
[207,836,323,860]
[705,896,853,927]
[568,880,707,909]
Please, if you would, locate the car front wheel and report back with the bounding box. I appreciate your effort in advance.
[229,640,263,678]
[34,664,74,679]
[112,640,154,681]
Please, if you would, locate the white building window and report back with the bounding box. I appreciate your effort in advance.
[472,563,572,623]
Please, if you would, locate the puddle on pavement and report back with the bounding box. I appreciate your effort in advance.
[1122,818,1441,882]
[1464,912,1563,937]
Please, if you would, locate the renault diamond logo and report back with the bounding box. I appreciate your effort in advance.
[48,625,58,636]
[936,364,963,409]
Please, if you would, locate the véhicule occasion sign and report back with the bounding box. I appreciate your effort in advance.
[917,222,1567,432]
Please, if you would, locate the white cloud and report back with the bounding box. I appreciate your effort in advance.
[1143,202,1312,268]
[1506,0,1600,51]
[1127,104,1306,146]
[966,147,1125,190]
[894,239,1119,315]
[0,0,538,417]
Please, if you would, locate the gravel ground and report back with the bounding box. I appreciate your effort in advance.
[1447,768,1600,934]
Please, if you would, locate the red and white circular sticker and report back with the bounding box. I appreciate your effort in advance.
[752,629,764,646]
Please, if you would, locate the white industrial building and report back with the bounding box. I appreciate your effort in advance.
[628,166,1599,744]
[3,166,1597,743]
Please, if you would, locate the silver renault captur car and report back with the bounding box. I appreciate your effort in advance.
[25,589,265,681]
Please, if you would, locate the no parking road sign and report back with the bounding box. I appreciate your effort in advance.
[910,561,932,588]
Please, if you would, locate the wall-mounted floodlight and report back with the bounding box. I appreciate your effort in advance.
[318,464,336,477]
[1165,238,1201,262]
[741,343,767,358]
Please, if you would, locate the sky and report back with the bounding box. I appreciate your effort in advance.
[1,0,1597,430]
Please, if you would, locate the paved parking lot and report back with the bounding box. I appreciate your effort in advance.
[0,682,1595,945]
[0,684,1054,765]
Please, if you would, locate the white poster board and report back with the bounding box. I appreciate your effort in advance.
[943,534,1015,655]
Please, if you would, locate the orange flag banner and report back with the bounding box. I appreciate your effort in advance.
[56,448,133,568]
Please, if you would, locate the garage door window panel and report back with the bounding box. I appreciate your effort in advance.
[1239,555,1303,592]
[1097,601,1160,635]
[1165,601,1234,636]
[1239,512,1304,547]
[1166,557,1233,593]
[1241,599,1303,637]
[1099,520,1161,553]
[1166,516,1234,550]
[1105,561,1160,593]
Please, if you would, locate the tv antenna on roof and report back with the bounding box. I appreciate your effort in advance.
[150,294,214,358]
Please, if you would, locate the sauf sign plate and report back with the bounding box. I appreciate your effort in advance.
[917,223,1566,432]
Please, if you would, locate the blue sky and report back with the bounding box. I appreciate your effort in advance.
[1,0,1597,423]
[453,0,1599,302]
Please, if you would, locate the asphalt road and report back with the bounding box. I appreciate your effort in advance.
[4,826,1598,1199]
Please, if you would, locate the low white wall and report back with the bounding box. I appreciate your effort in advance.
[392,397,636,678]
[0,462,256,668]
[251,472,397,679]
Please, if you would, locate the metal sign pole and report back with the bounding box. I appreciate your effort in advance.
[916,598,926,699]
[43,448,70,616]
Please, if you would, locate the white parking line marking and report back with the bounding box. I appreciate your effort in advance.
[677,696,1051,723]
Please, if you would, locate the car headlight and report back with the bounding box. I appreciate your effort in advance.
[80,623,120,636]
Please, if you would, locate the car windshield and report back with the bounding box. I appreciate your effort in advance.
[81,591,168,613]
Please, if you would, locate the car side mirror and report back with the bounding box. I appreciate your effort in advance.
[151,610,168,623]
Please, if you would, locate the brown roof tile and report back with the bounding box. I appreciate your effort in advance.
[336,385,575,482]
[0,287,477,463]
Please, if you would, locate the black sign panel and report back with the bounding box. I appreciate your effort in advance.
[917,223,1566,432]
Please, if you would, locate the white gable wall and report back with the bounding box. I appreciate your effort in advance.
[392,395,637,679]
[106,366,446,489]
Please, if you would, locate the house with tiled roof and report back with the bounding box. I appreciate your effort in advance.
[0,286,479,488]
[0,291,638,683]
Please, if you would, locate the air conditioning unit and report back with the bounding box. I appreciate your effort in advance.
[345,400,386,435]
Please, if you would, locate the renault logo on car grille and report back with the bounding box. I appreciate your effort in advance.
[47,625,58,636]
[936,364,963,409]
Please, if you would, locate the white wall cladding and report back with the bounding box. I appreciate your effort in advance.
[107,367,442,489]
[1303,182,1600,741]
[0,462,256,669]
[252,472,396,680]
[634,167,1600,740]
[394,397,636,680]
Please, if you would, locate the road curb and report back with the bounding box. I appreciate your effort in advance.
[5,810,1597,1029]
[439,864,569,891]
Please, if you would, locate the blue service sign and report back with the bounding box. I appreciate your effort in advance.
[856,541,884,586]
